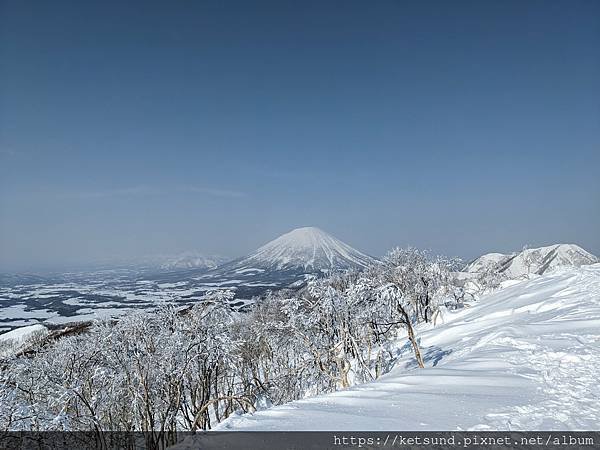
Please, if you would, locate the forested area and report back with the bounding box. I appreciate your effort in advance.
[0,248,502,438]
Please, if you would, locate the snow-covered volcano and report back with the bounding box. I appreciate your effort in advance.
[192,227,376,300]
[465,243,598,278]
[238,227,375,272]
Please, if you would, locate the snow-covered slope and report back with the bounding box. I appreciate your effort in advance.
[463,252,507,273]
[465,244,597,278]
[224,227,376,272]
[217,264,600,431]
[0,324,48,358]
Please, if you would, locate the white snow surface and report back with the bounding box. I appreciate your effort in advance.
[240,227,376,271]
[0,324,48,357]
[464,252,507,273]
[465,243,598,278]
[217,264,600,431]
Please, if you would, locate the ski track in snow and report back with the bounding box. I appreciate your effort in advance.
[217,264,600,431]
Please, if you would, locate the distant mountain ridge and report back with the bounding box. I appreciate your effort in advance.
[465,244,598,278]
[158,252,226,271]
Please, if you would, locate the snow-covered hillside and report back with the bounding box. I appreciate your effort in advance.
[217,263,600,431]
[465,244,597,278]
[463,252,507,273]
[222,227,376,272]
[0,324,48,358]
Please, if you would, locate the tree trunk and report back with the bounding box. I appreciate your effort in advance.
[397,305,425,369]
[405,319,425,368]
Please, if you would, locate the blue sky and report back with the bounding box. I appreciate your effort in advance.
[1,0,599,271]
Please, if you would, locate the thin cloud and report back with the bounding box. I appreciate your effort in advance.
[61,186,160,200]
[58,185,247,200]
[179,186,247,198]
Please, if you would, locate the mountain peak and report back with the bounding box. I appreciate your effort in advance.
[242,227,376,272]
[260,227,332,249]
[465,243,598,277]
[289,226,325,234]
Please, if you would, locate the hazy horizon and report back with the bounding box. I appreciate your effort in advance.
[0,223,597,274]
[1,0,599,272]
